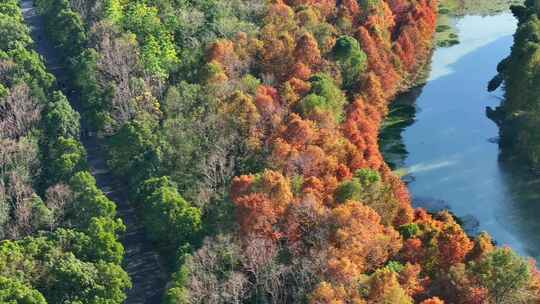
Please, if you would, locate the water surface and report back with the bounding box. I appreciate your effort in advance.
[383,12,540,258]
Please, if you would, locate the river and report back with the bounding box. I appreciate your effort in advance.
[381,11,540,259]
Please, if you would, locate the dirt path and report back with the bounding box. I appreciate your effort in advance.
[21,1,167,303]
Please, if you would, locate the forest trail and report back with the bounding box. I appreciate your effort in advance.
[20,1,168,303]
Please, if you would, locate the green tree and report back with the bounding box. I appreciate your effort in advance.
[0,276,47,304]
[47,255,130,304]
[30,195,53,232]
[68,172,116,227]
[0,84,7,98]
[468,248,531,303]
[44,92,80,140]
[0,0,20,17]
[332,36,368,89]
[297,73,347,122]
[0,235,129,304]
[84,217,125,264]
[334,169,399,225]
[491,2,540,167]
[398,223,419,239]
[71,49,109,131]
[335,178,363,204]
[122,2,178,78]
[108,117,161,185]
[138,177,201,248]
[335,169,383,203]
[38,0,86,58]
[103,0,124,23]
[50,225,123,265]
[163,264,189,304]
[48,137,87,184]
[0,12,31,51]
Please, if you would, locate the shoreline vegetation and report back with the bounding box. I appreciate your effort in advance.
[488,1,540,171]
[3,0,540,303]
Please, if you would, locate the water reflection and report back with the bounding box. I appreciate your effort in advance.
[380,13,540,258]
[497,161,540,257]
[429,13,517,81]
[380,89,421,170]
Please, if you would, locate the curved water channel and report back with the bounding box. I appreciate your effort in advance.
[382,11,540,259]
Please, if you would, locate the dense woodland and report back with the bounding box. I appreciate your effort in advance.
[0,0,129,302]
[1,0,540,303]
[489,0,540,169]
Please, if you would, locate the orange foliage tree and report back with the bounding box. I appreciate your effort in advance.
[208,0,476,301]
[326,200,402,283]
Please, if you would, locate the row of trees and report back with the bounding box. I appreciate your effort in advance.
[33,0,266,299]
[32,0,540,303]
[0,1,130,302]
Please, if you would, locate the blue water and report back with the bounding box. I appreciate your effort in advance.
[393,13,540,258]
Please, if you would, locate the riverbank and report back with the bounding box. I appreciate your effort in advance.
[379,12,540,257]
[435,0,522,46]
[487,2,540,171]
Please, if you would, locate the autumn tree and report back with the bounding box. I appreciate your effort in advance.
[420,297,444,304]
[232,170,293,239]
[436,214,473,269]
[365,268,413,304]
[326,200,401,283]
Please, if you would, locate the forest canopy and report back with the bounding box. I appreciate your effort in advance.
[2,0,539,303]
